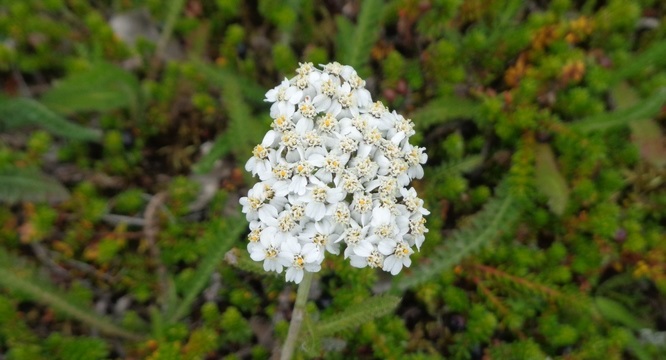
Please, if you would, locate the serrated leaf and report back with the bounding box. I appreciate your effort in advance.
[40,62,140,114]
[411,96,481,129]
[313,295,401,337]
[193,64,265,173]
[0,249,142,340]
[535,144,569,215]
[166,218,245,323]
[0,167,70,204]
[595,296,648,330]
[396,182,520,291]
[339,0,383,72]
[0,97,101,141]
[430,155,483,182]
[571,88,666,133]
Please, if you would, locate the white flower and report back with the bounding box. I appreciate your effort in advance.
[279,238,321,283]
[302,181,345,221]
[245,131,277,180]
[299,220,341,260]
[250,234,288,273]
[265,78,303,118]
[378,239,413,275]
[240,62,429,282]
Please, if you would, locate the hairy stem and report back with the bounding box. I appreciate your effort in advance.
[280,272,314,360]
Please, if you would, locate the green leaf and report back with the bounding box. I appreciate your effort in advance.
[411,96,481,129]
[0,167,70,204]
[395,182,520,291]
[166,218,245,323]
[0,250,142,340]
[339,0,384,71]
[193,131,233,174]
[607,40,666,86]
[535,144,569,215]
[612,83,666,167]
[0,97,101,141]
[594,296,648,330]
[40,62,140,114]
[193,64,266,173]
[571,88,666,133]
[313,295,401,337]
[429,155,484,182]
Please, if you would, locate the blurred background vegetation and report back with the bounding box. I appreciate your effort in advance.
[1,0,666,359]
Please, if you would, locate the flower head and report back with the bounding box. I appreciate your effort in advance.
[240,62,428,283]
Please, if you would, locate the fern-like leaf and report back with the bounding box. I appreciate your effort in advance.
[0,97,101,141]
[395,182,520,291]
[40,62,140,115]
[193,64,266,174]
[429,155,483,182]
[0,250,142,340]
[411,96,481,130]
[339,0,384,71]
[0,167,70,204]
[571,87,666,133]
[166,218,245,323]
[313,295,401,337]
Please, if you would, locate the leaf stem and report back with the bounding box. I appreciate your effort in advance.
[280,271,314,360]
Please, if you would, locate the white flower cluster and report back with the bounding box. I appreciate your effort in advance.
[240,62,429,284]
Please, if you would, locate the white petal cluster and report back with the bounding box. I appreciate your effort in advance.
[240,62,429,283]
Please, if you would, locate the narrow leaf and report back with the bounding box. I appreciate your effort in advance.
[0,167,70,204]
[0,97,101,141]
[341,0,384,71]
[0,261,142,340]
[535,144,569,215]
[40,62,140,114]
[166,218,245,323]
[429,155,483,182]
[314,295,401,337]
[411,96,481,129]
[193,63,265,172]
[595,296,648,330]
[613,82,666,167]
[571,88,666,133]
[607,41,666,86]
[193,132,233,174]
[396,182,520,291]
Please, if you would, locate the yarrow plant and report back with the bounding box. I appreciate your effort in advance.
[240,62,429,284]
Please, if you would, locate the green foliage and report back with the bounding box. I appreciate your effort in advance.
[166,218,245,323]
[192,64,266,174]
[0,250,142,340]
[2,1,666,358]
[534,144,569,215]
[39,62,141,115]
[411,96,481,130]
[0,97,101,141]
[313,295,401,338]
[0,167,70,204]
[571,88,666,132]
[337,0,384,73]
[396,182,520,291]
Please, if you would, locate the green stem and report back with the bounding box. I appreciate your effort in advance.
[0,267,144,341]
[280,271,314,360]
